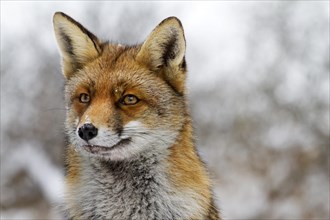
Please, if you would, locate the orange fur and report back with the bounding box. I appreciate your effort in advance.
[168,119,215,218]
[66,145,81,186]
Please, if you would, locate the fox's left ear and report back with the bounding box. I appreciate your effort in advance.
[136,17,186,94]
[53,12,102,79]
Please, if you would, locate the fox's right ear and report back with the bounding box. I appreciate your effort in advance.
[53,12,102,79]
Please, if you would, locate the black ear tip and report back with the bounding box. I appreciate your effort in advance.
[165,16,180,21]
[54,11,63,16]
[164,16,180,22]
[159,16,183,28]
[53,11,74,24]
[53,12,65,23]
[54,11,65,19]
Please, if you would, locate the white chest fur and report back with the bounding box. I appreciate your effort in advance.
[65,151,205,219]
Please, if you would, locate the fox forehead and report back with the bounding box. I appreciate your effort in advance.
[66,44,163,95]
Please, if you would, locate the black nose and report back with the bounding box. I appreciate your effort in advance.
[78,123,98,141]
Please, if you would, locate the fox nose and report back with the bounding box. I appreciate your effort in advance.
[78,123,98,141]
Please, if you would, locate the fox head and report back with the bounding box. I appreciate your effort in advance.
[53,12,188,161]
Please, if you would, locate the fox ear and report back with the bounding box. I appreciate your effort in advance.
[136,17,187,94]
[53,12,102,79]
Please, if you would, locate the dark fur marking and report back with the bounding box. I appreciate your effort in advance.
[206,197,220,219]
[128,206,137,220]
[180,56,187,70]
[108,108,123,136]
[58,12,101,54]
[111,47,129,66]
[163,77,184,97]
[157,108,165,116]
[116,126,123,137]
[60,29,74,56]
[161,29,178,66]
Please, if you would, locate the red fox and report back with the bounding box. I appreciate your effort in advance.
[53,12,220,219]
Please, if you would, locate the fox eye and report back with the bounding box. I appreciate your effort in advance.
[121,94,139,105]
[79,93,90,103]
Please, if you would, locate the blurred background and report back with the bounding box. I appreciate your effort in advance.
[1,1,329,219]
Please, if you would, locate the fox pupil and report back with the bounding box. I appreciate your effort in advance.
[122,94,138,105]
[127,96,135,102]
[79,93,90,103]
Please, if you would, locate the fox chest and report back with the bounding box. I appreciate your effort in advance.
[66,163,199,219]
[76,177,170,219]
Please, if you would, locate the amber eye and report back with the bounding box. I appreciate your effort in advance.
[79,93,90,103]
[121,94,139,105]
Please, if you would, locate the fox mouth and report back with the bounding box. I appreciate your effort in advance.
[82,138,131,154]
